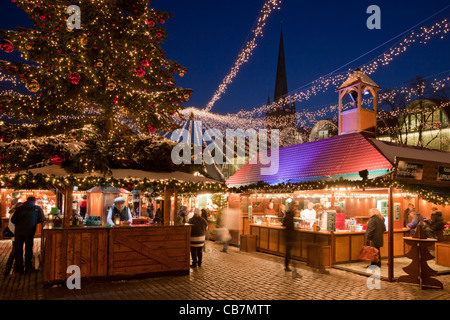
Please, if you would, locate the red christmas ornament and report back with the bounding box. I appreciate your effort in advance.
[0,40,14,53]
[140,57,150,67]
[68,72,81,84]
[39,15,46,21]
[160,18,165,24]
[156,32,162,38]
[50,155,64,165]
[113,96,119,104]
[135,67,145,77]
[147,20,155,27]
[147,125,156,133]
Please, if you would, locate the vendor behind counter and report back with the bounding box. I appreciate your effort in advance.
[106,197,133,226]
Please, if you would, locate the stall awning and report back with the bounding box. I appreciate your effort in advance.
[6,166,222,184]
[226,133,393,187]
[369,138,450,165]
[109,169,221,183]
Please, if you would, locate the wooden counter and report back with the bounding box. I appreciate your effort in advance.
[250,224,410,265]
[41,224,191,284]
[435,242,450,267]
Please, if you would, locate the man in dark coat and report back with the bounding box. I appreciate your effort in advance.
[365,209,386,268]
[11,197,45,273]
[283,208,296,271]
[425,207,445,239]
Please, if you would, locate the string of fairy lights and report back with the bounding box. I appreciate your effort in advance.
[204,0,283,112]
[0,4,448,138]
[208,16,450,120]
[167,14,450,145]
[175,74,450,136]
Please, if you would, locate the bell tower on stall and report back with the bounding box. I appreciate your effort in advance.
[337,68,381,136]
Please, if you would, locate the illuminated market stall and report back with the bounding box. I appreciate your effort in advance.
[0,165,224,283]
[226,71,450,281]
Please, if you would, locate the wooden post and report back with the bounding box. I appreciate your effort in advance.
[173,187,179,222]
[0,189,7,218]
[63,183,74,229]
[330,191,335,209]
[163,186,173,225]
[388,187,394,282]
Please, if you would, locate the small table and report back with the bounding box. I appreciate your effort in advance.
[398,237,443,290]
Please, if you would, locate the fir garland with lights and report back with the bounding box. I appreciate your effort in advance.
[0,171,227,196]
[227,176,450,206]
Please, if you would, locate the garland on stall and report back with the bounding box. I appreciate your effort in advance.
[0,171,227,196]
[227,176,450,206]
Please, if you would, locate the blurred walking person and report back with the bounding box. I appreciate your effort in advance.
[216,207,238,252]
[201,209,209,252]
[3,201,22,275]
[283,204,296,271]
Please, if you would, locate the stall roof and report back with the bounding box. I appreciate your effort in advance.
[109,169,221,183]
[8,166,221,184]
[226,133,393,187]
[226,132,450,187]
[369,138,450,165]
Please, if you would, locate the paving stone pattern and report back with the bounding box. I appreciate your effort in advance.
[0,239,450,300]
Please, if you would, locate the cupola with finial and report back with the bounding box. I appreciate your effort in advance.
[337,68,381,136]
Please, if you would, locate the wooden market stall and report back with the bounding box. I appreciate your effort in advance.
[225,70,450,282]
[1,165,224,283]
[0,188,58,238]
[41,224,191,283]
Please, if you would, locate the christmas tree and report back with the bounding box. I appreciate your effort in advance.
[0,0,194,174]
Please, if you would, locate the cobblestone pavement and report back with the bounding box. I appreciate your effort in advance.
[0,239,450,300]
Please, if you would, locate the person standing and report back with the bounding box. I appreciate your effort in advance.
[106,197,133,226]
[424,207,445,239]
[79,195,87,220]
[188,208,208,268]
[407,208,424,236]
[403,204,415,228]
[365,208,386,268]
[153,207,163,224]
[301,202,317,228]
[278,204,286,218]
[283,206,296,271]
[176,206,188,225]
[11,197,45,274]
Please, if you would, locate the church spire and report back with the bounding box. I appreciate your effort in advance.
[266,95,271,113]
[274,27,288,103]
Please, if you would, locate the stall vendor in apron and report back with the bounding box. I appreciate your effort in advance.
[107,197,133,226]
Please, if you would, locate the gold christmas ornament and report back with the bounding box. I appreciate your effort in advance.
[183,94,190,100]
[142,79,148,84]
[66,26,73,32]
[179,72,185,77]
[25,43,32,50]
[26,79,40,93]
[79,34,88,47]
[106,78,116,91]
[96,59,103,67]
